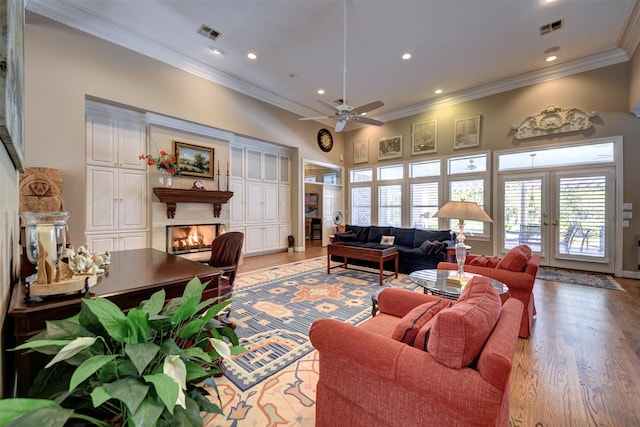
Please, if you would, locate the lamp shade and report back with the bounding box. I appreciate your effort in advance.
[433,200,493,223]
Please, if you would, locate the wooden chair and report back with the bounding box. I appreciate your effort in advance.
[208,232,244,307]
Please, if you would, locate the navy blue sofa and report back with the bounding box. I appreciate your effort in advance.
[331,225,455,274]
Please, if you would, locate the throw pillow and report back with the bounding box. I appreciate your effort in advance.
[391,299,446,346]
[486,256,501,268]
[469,255,490,267]
[496,246,529,272]
[380,235,395,245]
[426,277,501,369]
[413,300,454,351]
[334,232,358,242]
[420,240,447,255]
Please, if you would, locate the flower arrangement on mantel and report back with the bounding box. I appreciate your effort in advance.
[139,150,179,176]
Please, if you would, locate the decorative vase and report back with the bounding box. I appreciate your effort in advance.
[158,170,173,188]
[19,211,71,267]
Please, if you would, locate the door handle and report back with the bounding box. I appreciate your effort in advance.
[551,221,557,225]
[544,221,549,225]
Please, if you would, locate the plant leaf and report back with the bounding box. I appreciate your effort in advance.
[44,337,97,369]
[103,377,150,415]
[141,289,166,315]
[82,298,129,342]
[171,277,206,323]
[69,354,117,392]
[12,339,71,352]
[183,346,212,364]
[129,395,165,427]
[0,398,62,425]
[188,388,223,415]
[4,406,74,427]
[126,308,150,344]
[125,342,160,375]
[163,355,187,409]
[178,317,207,339]
[143,373,180,414]
[90,386,111,408]
[184,360,214,382]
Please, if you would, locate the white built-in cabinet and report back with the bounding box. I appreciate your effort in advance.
[85,107,149,252]
[229,142,292,255]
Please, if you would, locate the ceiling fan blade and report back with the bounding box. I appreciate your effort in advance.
[317,99,340,113]
[352,116,384,126]
[299,115,330,121]
[352,101,384,114]
[335,119,347,132]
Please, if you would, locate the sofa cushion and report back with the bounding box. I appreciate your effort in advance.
[426,277,501,369]
[345,225,370,242]
[420,240,448,255]
[334,232,358,242]
[368,226,391,243]
[469,255,501,268]
[496,245,530,272]
[413,229,454,249]
[390,227,415,247]
[391,299,446,346]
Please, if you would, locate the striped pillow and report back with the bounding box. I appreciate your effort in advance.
[391,299,446,346]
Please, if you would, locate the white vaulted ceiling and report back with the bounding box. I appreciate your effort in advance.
[26,0,640,128]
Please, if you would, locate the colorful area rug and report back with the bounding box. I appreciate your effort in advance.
[537,266,624,291]
[204,257,417,426]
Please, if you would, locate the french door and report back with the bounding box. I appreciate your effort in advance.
[498,168,615,273]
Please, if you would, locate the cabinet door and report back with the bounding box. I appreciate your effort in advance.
[86,115,118,167]
[86,167,117,231]
[229,179,245,224]
[245,182,263,223]
[120,232,148,250]
[263,183,278,222]
[278,184,291,222]
[279,223,292,249]
[119,169,148,230]
[86,234,118,253]
[118,120,146,169]
[263,226,279,251]
[264,153,278,181]
[245,227,264,253]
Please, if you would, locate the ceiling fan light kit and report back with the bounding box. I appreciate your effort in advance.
[299,0,384,132]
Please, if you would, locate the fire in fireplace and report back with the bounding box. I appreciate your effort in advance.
[166,224,220,255]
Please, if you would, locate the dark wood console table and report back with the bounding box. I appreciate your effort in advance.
[5,248,221,397]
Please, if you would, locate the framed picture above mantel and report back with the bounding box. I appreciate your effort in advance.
[173,140,214,179]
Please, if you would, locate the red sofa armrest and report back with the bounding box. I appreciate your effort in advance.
[377,288,443,318]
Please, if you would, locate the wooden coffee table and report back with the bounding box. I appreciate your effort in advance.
[327,242,398,285]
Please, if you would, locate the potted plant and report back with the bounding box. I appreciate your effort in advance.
[0,276,245,426]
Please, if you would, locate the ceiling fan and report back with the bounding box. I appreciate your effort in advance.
[299,0,384,132]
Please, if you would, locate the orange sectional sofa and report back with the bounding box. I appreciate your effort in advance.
[309,277,524,427]
[437,244,540,338]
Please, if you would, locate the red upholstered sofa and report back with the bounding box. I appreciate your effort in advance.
[309,278,524,427]
[437,244,540,338]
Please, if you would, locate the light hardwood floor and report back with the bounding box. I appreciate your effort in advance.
[238,243,640,426]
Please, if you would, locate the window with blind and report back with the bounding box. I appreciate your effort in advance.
[350,168,373,226]
[445,153,489,236]
[409,159,441,229]
[377,165,403,226]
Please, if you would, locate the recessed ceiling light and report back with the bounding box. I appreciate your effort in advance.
[546,55,557,62]
[434,89,443,94]
[247,52,257,60]
[542,0,555,3]
[402,53,412,60]
[209,47,224,55]
[317,89,325,95]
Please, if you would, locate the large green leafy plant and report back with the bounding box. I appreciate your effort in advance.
[1,276,245,427]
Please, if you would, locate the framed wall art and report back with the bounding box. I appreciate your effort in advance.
[378,135,402,161]
[0,0,25,172]
[454,115,481,149]
[353,138,369,164]
[411,119,437,155]
[173,140,214,178]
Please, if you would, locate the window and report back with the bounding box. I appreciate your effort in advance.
[409,159,441,229]
[445,153,489,236]
[378,184,402,226]
[377,165,403,227]
[350,168,373,226]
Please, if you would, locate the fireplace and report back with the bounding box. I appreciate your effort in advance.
[166,224,220,255]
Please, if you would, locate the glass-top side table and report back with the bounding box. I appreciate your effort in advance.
[409,269,509,299]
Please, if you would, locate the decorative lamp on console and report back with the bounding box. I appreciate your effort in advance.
[433,200,493,279]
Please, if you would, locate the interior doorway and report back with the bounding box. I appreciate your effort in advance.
[302,160,344,249]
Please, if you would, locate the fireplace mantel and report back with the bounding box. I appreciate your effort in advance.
[153,188,233,219]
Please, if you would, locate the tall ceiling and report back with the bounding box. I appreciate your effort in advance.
[26,0,640,130]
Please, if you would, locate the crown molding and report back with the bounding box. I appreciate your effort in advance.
[26,0,639,126]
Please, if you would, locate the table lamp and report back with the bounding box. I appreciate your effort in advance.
[433,201,493,278]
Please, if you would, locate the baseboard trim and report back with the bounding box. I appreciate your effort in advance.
[622,270,640,279]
